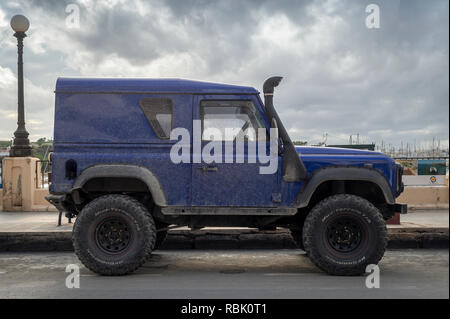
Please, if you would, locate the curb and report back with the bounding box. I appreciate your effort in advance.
[0,232,73,252]
[387,228,449,249]
[408,204,449,210]
[0,228,448,252]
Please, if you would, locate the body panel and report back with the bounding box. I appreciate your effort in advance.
[191,94,277,207]
[52,91,192,206]
[50,77,401,213]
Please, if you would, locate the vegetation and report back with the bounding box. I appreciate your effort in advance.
[0,140,12,148]
[32,138,53,161]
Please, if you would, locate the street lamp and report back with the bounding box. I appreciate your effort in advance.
[9,14,32,157]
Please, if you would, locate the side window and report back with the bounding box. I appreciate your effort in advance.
[200,100,266,141]
[139,98,173,139]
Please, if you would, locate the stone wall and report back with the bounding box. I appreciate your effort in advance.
[397,186,449,209]
[1,157,56,212]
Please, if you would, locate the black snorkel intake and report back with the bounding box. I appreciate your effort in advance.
[263,76,307,182]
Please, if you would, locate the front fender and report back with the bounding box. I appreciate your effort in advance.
[295,166,395,208]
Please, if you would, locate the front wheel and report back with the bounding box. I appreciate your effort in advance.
[303,194,387,276]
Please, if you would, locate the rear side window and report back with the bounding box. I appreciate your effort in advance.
[139,98,173,139]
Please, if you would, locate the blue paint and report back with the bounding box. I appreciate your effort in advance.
[51,77,399,208]
[56,77,258,94]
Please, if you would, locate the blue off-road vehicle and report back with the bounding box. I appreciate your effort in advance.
[47,76,406,276]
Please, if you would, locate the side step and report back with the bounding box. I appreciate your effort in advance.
[161,207,297,216]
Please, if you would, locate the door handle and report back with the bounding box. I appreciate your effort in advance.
[198,166,218,172]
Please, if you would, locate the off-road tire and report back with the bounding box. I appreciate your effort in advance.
[303,194,387,276]
[72,194,156,276]
[290,229,304,250]
[154,230,168,250]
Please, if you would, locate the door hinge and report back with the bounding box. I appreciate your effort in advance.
[272,193,281,203]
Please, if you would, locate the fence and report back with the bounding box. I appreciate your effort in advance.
[35,160,52,189]
[394,156,449,186]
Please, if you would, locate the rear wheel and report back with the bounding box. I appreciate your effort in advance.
[303,194,387,276]
[72,194,156,276]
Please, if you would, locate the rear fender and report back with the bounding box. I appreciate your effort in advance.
[71,164,167,206]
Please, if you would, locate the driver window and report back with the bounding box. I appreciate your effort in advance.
[200,100,266,141]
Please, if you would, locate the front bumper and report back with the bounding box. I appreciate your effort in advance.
[394,203,408,214]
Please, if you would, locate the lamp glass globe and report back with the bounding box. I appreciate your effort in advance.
[10,15,30,32]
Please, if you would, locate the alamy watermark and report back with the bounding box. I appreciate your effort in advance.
[65,4,80,29]
[365,4,380,29]
[65,264,80,289]
[365,264,380,288]
[65,3,381,30]
[170,120,279,175]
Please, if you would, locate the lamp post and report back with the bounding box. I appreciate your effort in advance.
[9,14,32,157]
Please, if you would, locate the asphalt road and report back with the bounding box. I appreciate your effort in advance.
[0,249,448,299]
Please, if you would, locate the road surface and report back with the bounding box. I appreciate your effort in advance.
[0,249,448,298]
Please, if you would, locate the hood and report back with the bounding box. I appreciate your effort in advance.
[296,146,383,156]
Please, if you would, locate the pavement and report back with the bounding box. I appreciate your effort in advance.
[0,209,448,251]
[0,249,448,298]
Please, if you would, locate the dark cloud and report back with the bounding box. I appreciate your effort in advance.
[0,0,448,146]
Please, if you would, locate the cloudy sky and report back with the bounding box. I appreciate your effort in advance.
[0,0,448,149]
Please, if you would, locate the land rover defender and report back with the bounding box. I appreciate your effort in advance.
[46,76,406,276]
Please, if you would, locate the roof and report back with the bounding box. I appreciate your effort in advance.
[55,77,259,95]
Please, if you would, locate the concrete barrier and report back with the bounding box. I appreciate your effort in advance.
[1,157,56,212]
[0,188,56,212]
[397,186,449,209]
[1,157,39,211]
[1,182,448,212]
[32,188,57,211]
